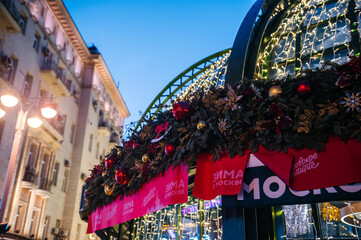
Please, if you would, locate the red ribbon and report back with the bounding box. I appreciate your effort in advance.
[155,122,169,139]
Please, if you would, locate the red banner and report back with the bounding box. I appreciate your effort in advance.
[87,165,189,233]
[193,151,250,200]
[254,138,361,191]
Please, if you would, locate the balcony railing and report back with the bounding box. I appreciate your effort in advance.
[41,58,58,73]
[0,0,22,24]
[98,119,109,128]
[0,53,13,82]
[110,133,119,143]
[98,119,111,136]
[41,58,72,93]
[38,177,52,191]
[47,117,65,135]
[23,165,37,184]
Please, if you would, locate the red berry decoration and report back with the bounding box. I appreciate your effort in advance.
[165,144,176,157]
[172,101,191,120]
[297,81,311,96]
[115,169,128,185]
[132,142,139,149]
[105,159,114,168]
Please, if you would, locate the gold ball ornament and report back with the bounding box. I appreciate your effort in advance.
[268,86,282,98]
[102,171,107,177]
[197,121,207,130]
[142,154,150,163]
[104,184,114,196]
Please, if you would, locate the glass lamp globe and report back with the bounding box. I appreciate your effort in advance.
[1,94,19,107]
[27,117,43,128]
[0,108,5,118]
[41,105,57,119]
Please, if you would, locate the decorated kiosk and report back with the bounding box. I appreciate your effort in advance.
[80,0,361,239]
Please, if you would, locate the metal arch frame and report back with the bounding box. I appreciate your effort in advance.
[225,0,283,86]
[134,48,231,132]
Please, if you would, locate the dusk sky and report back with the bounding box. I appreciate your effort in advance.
[62,0,255,130]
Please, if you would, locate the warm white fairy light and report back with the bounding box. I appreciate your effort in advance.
[255,0,353,80]
[176,52,230,103]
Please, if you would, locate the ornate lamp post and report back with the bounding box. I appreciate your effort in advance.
[0,92,57,222]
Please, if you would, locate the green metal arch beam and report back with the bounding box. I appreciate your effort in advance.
[134,48,231,132]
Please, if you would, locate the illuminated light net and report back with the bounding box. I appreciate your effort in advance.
[255,0,356,80]
[176,52,230,102]
[134,196,222,240]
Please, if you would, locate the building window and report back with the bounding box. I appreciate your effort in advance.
[88,134,93,152]
[23,74,33,97]
[33,33,40,52]
[42,216,50,240]
[70,123,76,144]
[28,210,40,238]
[102,149,106,160]
[0,55,17,83]
[96,142,100,159]
[18,14,27,34]
[39,152,50,180]
[75,224,81,240]
[61,168,69,192]
[26,142,38,167]
[0,120,4,144]
[9,56,18,83]
[55,219,61,228]
[14,204,26,233]
[52,162,59,186]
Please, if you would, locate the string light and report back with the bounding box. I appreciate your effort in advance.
[132,196,223,239]
[283,204,313,238]
[175,52,229,103]
[255,0,352,80]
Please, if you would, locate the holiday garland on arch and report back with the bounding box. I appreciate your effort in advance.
[84,56,361,214]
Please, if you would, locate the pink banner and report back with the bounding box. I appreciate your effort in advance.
[87,165,189,233]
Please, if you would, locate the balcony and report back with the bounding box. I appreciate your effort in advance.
[40,59,71,97]
[98,120,111,136]
[22,165,37,184]
[38,177,51,191]
[47,114,65,136]
[0,53,13,82]
[109,133,119,149]
[37,177,52,197]
[0,0,21,33]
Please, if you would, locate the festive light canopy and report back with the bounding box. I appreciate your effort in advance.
[255,0,354,80]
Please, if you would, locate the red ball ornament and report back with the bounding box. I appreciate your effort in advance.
[132,142,139,149]
[165,144,176,157]
[297,81,311,96]
[84,190,90,197]
[105,159,114,168]
[172,101,191,120]
[115,169,128,185]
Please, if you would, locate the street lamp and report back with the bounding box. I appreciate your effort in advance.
[0,108,5,118]
[0,92,57,222]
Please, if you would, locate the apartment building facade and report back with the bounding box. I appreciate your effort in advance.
[0,0,129,239]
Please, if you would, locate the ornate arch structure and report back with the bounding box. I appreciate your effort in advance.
[134,48,231,132]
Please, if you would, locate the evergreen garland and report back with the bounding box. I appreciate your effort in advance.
[84,56,361,214]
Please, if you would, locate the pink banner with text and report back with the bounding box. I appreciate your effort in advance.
[87,165,189,233]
